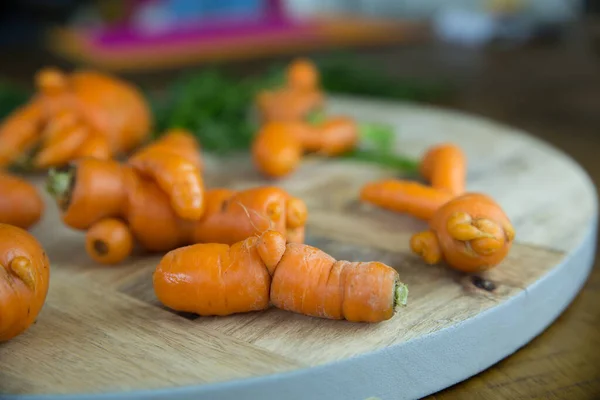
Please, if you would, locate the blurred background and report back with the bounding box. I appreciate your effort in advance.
[0,0,598,398]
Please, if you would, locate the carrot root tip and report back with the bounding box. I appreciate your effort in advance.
[394,282,409,308]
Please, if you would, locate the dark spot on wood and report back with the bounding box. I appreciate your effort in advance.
[472,276,496,291]
[93,240,109,256]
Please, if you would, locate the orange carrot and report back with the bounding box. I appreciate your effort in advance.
[360,180,453,221]
[410,193,515,272]
[420,143,466,196]
[85,218,134,265]
[0,102,43,168]
[286,58,319,92]
[0,223,50,341]
[251,121,304,178]
[0,173,44,229]
[154,230,408,322]
[128,148,205,221]
[141,129,203,171]
[252,117,359,178]
[0,67,152,170]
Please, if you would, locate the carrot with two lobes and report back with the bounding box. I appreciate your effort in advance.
[154,230,408,323]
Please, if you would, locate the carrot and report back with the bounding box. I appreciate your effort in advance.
[0,223,50,341]
[189,187,307,245]
[128,144,205,221]
[0,67,152,170]
[360,180,453,221]
[256,87,325,124]
[252,117,358,178]
[47,158,307,264]
[141,129,203,171]
[251,121,304,178]
[0,173,44,230]
[85,218,134,265]
[286,58,319,92]
[154,230,408,322]
[0,101,43,168]
[410,193,515,272]
[420,143,466,196]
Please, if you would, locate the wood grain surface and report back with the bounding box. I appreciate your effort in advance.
[0,97,595,396]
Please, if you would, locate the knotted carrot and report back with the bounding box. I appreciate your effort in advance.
[0,223,50,341]
[420,143,466,196]
[410,193,515,272]
[360,180,453,221]
[153,230,408,322]
[137,129,203,171]
[0,173,44,229]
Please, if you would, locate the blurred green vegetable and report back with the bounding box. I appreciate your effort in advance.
[0,80,29,121]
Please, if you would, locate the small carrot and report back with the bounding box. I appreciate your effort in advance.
[154,230,408,322]
[410,193,515,272]
[360,180,453,221]
[0,173,44,230]
[85,218,134,265]
[420,143,466,196]
[251,121,303,178]
[0,102,43,168]
[128,147,205,221]
[286,58,319,92]
[0,223,50,341]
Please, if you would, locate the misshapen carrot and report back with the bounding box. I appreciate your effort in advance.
[0,173,44,229]
[0,67,152,170]
[76,132,111,160]
[85,218,134,265]
[410,193,515,272]
[136,129,203,171]
[47,158,307,264]
[252,117,358,178]
[360,180,453,221]
[420,143,466,196]
[256,58,325,124]
[0,102,43,167]
[129,148,205,221]
[0,223,50,341]
[154,230,408,322]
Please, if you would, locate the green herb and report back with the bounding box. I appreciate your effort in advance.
[0,79,29,121]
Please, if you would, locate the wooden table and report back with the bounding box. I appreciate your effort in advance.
[0,23,599,399]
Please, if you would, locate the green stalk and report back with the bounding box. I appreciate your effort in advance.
[394,282,409,308]
[46,167,75,210]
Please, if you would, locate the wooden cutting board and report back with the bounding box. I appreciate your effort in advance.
[1,97,597,400]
